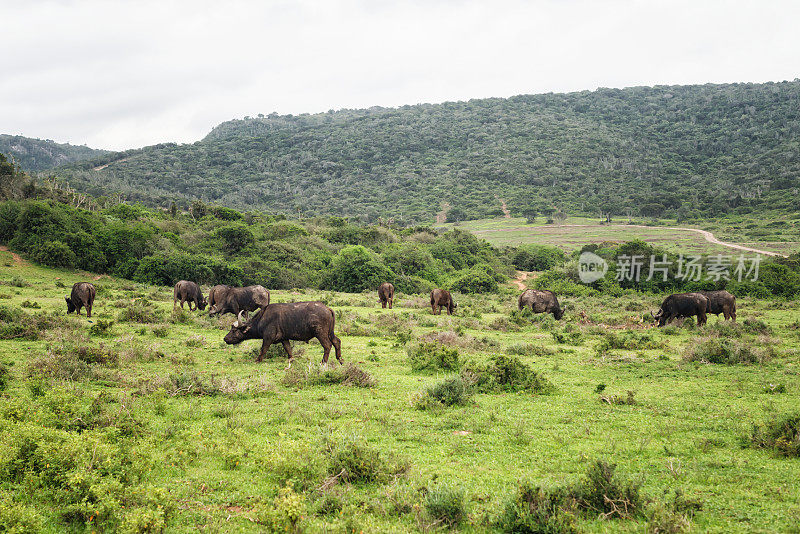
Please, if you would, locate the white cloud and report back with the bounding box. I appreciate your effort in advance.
[1,0,798,150]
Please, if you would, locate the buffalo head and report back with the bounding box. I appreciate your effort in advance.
[197,297,208,311]
[223,311,250,344]
[65,296,75,313]
[554,304,566,320]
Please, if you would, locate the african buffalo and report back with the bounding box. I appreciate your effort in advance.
[378,282,395,309]
[700,290,737,321]
[208,284,233,311]
[173,280,207,311]
[208,285,270,317]
[518,289,565,320]
[224,301,342,367]
[652,292,709,326]
[65,282,96,318]
[430,289,456,315]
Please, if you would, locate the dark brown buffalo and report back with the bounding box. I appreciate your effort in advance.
[652,292,709,326]
[518,289,565,319]
[700,290,737,321]
[65,282,96,318]
[430,289,455,315]
[378,282,395,309]
[208,284,233,311]
[208,285,270,317]
[224,301,342,367]
[173,280,207,311]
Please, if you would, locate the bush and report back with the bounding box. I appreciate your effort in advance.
[449,265,499,294]
[89,319,114,337]
[512,245,567,272]
[462,354,553,394]
[327,438,388,484]
[415,376,472,409]
[321,245,394,293]
[683,337,767,364]
[117,299,162,323]
[424,484,466,529]
[282,362,376,389]
[408,342,460,372]
[750,414,800,457]
[497,484,578,534]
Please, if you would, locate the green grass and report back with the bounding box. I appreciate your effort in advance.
[0,249,799,532]
[436,215,800,255]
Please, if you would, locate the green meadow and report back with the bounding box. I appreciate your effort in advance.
[0,249,798,532]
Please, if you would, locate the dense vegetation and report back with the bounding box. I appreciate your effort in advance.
[47,80,800,224]
[0,134,108,174]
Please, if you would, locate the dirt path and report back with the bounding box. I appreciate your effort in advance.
[0,245,23,266]
[512,271,537,290]
[93,157,130,171]
[495,196,511,218]
[491,223,788,258]
[435,202,450,224]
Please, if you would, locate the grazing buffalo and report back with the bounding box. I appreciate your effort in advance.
[208,284,233,311]
[65,282,96,318]
[430,289,456,315]
[208,285,270,317]
[173,280,207,311]
[700,290,737,321]
[224,302,342,367]
[378,282,395,309]
[652,292,709,326]
[518,289,565,320]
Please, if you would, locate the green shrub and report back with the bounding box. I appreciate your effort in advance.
[449,265,499,294]
[750,414,800,457]
[19,300,39,309]
[321,245,393,293]
[416,376,472,409]
[118,299,162,323]
[89,319,114,337]
[684,337,768,364]
[462,354,553,394]
[512,245,567,272]
[497,484,578,534]
[327,439,388,484]
[152,325,169,338]
[282,362,376,389]
[408,342,460,372]
[506,342,556,357]
[424,484,466,529]
[0,490,45,532]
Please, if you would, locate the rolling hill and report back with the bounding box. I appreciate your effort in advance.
[0,134,110,174]
[42,80,800,223]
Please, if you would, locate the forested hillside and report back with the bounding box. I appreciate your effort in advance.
[46,80,800,223]
[0,135,110,174]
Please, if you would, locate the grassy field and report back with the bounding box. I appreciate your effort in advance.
[435,216,800,256]
[0,250,799,532]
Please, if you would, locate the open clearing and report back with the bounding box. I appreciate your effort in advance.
[1,249,799,531]
[437,217,799,256]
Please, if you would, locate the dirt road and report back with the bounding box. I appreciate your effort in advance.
[0,245,23,266]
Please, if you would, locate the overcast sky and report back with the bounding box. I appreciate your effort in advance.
[2,0,799,151]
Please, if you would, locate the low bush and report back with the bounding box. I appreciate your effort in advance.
[599,391,638,406]
[20,300,39,308]
[684,337,770,364]
[596,331,662,355]
[750,414,800,457]
[327,438,390,485]
[89,319,114,337]
[461,354,553,394]
[497,460,645,533]
[282,362,376,389]
[423,484,466,529]
[407,342,460,372]
[415,376,472,409]
[117,298,162,323]
[168,371,221,396]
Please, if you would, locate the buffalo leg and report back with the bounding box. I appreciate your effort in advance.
[388,298,393,309]
[257,339,273,362]
[86,304,92,318]
[318,333,333,366]
[730,308,737,321]
[381,301,387,309]
[331,333,343,363]
[281,340,294,364]
[697,310,707,326]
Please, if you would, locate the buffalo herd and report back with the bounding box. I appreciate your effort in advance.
[60,278,738,366]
